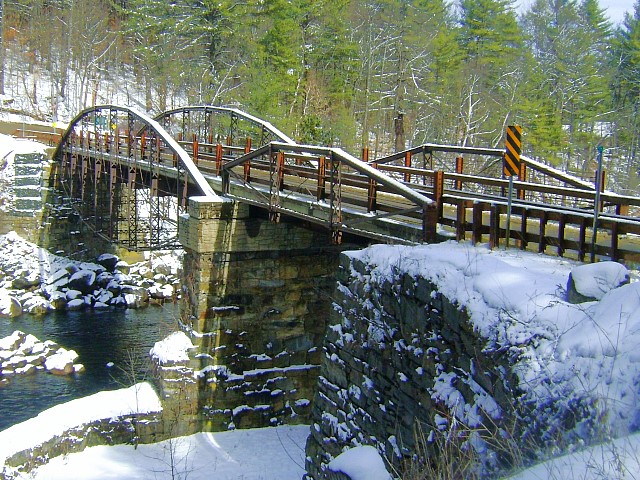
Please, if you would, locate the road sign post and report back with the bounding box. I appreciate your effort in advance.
[504,125,522,249]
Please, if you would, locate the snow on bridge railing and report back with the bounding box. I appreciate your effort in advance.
[54,105,219,200]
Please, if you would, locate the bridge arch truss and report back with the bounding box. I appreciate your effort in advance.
[53,105,217,251]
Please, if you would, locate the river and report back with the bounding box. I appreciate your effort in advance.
[0,304,178,431]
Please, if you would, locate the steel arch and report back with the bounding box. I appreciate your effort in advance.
[53,105,219,251]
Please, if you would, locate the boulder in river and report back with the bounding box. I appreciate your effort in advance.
[68,270,97,295]
[0,290,22,317]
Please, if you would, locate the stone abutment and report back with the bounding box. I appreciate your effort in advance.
[304,251,524,479]
[155,196,348,434]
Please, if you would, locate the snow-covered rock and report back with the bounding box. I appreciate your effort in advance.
[0,232,183,317]
[0,289,22,317]
[1,331,82,380]
[120,285,149,308]
[47,290,68,310]
[21,295,51,315]
[66,298,85,310]
[328,446,392,480]
[44,349,78,375]
[150,331,195,365]
[96,253,119,272]
[68,270,97,294]
[567,261,629,303]
[12,269,42,289]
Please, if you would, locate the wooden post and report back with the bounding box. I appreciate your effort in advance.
[599,169,606,212]
[362,147,369,162]
[518,162,527,200]
[538,210,548,254]
[489,204,500,249]
[404,151,412,183]
[578,217,587,262]
[215,143,223,176]
[367,162,377,212]
[433,170,444,221]
[455,156,463,190]
[141,132,146,159]
[277,151,285,191]
[192,134,198,165]
[317,156,326,201]
[456,200,466,241]
[557,214,566,257]
[611,218,620,262]
[519,207,528,250]
[243,137,251,182]
[472,202,483,245]
[421,204,437,243]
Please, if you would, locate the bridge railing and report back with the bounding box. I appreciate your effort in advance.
[217,142,437,243]
[369,143,629,212]
[364,163,639,262]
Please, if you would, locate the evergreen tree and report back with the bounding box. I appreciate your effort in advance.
[612,1,640,193]
[456,0,524,148]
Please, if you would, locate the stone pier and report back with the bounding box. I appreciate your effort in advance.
[156,196,346,433]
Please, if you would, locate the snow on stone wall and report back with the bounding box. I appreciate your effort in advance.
[305,243,639,479]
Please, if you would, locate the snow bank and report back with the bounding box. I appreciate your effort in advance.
[23,425,309,480]
[0,382,162,462]
[348,242,640,438]
[328,445,392,480]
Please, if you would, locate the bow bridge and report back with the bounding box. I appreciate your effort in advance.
[42,104,640,434]
[51,104,639,262]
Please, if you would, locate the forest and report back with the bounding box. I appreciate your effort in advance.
[1,0,639,195]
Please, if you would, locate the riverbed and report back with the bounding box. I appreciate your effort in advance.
[0,303,178,431]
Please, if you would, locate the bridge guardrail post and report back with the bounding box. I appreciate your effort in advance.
[215,144,223,176]
[456,199,466,241]
[317,156,326,202]
[489,203,499,249]
[518,162,527,200]
[192,134,198,165]
[434,170,444,221]
[367,162,377,213]
[455,157,463,190]
[404,151,412,183]
[243,137,252,182]
[421,204,437,243]
[472,202,483,245]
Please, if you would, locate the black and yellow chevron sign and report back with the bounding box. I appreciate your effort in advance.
[503,125,522,177]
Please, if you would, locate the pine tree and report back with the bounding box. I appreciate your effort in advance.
[611,1,640,193]
[456,0,524,148]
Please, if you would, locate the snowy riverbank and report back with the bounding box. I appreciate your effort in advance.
[0,231,182,318]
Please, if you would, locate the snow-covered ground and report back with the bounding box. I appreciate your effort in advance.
[24,425,309,480]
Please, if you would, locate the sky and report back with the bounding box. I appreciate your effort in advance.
[517,0,636,25]
[596,0,635,23]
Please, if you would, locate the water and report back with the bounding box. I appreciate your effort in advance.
[0,304,179,431]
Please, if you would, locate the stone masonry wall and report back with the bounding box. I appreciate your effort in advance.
[0,152,51,244]
[162,197,347,434]
[305,252,522,478]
